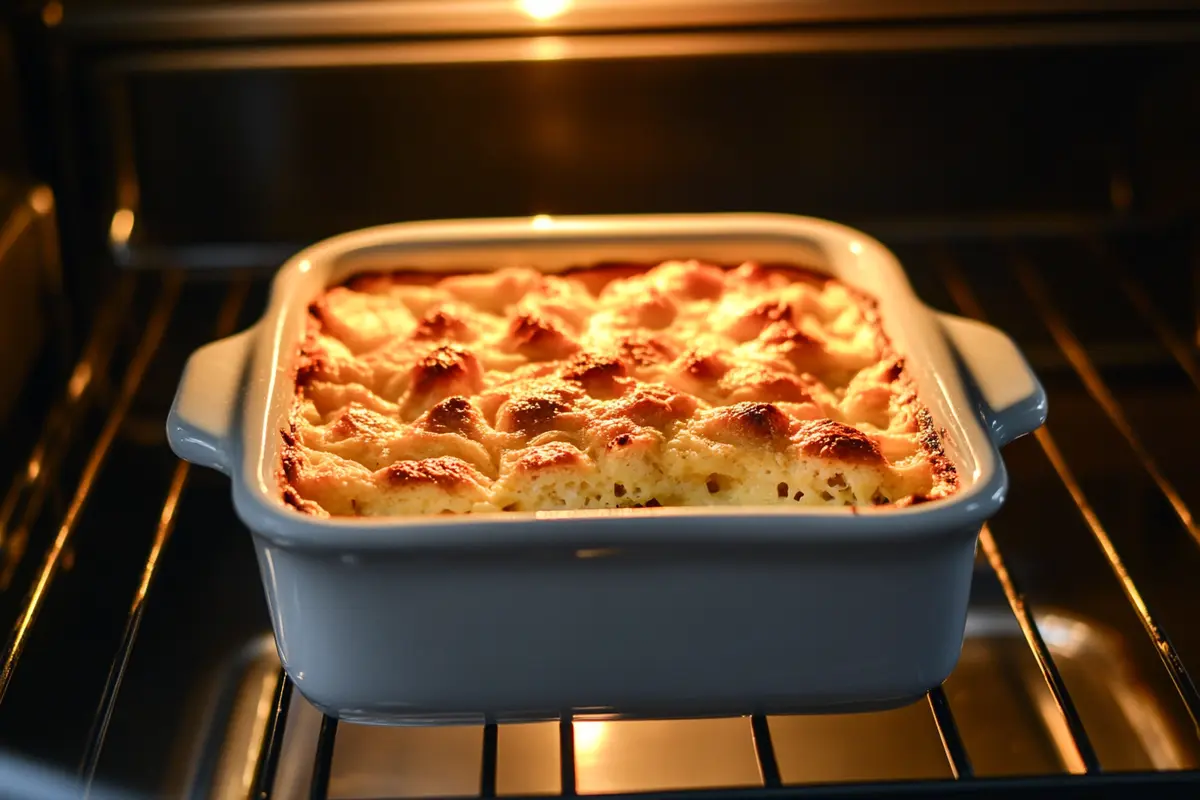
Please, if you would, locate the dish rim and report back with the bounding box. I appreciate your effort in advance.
[169,212,1044,551]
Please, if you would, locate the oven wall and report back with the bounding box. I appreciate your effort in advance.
[66,37,1200,275]
[0,24,47,428]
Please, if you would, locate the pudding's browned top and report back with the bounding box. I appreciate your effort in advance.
[281,260,956,517]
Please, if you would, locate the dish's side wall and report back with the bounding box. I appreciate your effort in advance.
[253,522,980,721]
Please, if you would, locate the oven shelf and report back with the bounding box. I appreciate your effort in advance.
[1,226,1199,799]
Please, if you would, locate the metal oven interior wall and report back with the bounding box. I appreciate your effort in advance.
[2,7,1200,799]
[86,42,1200,263]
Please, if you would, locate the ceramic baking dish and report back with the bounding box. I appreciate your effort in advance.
[167,213,1046,724]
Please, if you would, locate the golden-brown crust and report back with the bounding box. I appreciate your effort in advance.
[382,456,486,489]
[410,345,482,396]
[280,423,304,484]
[794,419,886,465]
[600,383,699,430]
[418,396,486,438]
[505,312,579,360]
[496,394,573,436]
[616,334,675,368]
[331,404,398,440]
[512,441,589,473]
[413,308,473,342]
[700,402,794,448]
[719,366,813,404]
[560,352,628,398]
[282,259,957,515]
[676,348,731,384]
[282,484,326,516]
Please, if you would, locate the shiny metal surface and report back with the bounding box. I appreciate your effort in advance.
[80,44,1200,274]
[0,186,52,425]
[0,233,1196,798]
[196,608,1187,798]
[58,1,1200,42]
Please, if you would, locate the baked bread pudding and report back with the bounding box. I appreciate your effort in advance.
[280,260,956,516]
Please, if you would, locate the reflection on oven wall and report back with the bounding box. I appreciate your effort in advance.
[0,27,49,429]
[39,26,1195,279]
[112,50,1168,254]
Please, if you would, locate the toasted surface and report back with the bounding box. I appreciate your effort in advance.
[282,260,956,516]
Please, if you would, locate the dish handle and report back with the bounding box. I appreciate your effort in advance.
[937,313,1048,447]
[166,327,256,475]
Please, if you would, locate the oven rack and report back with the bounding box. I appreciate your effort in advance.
[0,196,1199,798]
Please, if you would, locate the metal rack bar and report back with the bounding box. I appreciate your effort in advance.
[976,526,1099,774]
[310,715,338,800]
[0,274,134,591]
[480,722,499,797]
[1032,424,1200,735]
[560,716,578,796]
[123,234,1200,798]
[939,253,1200,737]
[491,770,1200,800]
[79,460,188,785]
[79,280,249,791]
[926,687,973,779]
[935,255,1102,773]
[253,672,294,800]
[750,715,782,788]
[0,272,181,707]
[1013,256,1200,549]
[1093,243,1200,395]
[1193,233,1200,350]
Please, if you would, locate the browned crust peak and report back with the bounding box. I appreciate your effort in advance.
[383,456,485,489]
[496,393,574,436]
[419,396,485,437]
[506,312,579,360]
[413,308,471,342]
[560,352,628,396]
[513,441,588,472]
[794,418,885,465]
[703,401,794,447]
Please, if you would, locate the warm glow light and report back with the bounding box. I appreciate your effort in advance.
[518,0,572,21]
[573,721,607,760]
[530,36,567,61]
[67,362,92,400]
[109,208,135,246]
[41,1,63,28]
[848,241,863,255]
[531,214,554,230]
[297,259,312,273]
[28,186,54,215]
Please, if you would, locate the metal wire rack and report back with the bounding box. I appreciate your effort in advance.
[1,199,1199,798]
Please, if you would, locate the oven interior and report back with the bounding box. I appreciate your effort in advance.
[2,2,1200,797]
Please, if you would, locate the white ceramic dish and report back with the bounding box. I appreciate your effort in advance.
[167,213,1047,724]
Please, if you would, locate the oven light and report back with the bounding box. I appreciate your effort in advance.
[531,214,555,230]
[849,241,864,255]
[518,0,573,21]
[573,720,607,763]
[109,208,135,247]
